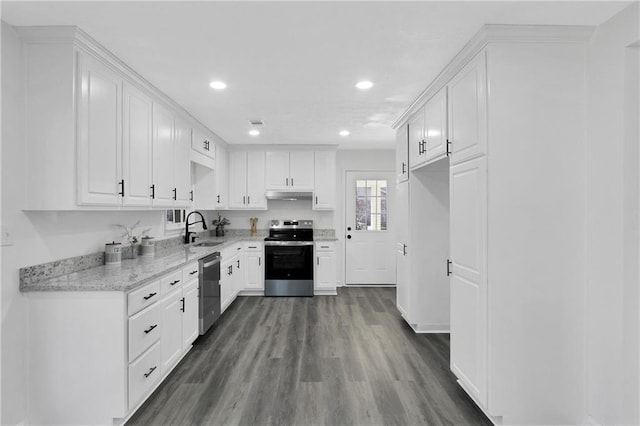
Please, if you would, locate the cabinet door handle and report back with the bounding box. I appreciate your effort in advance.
[237,259,240,269]
[180,297,185,312]
[446,139,452,156]
[189,270,198,275]
[143,324,158,334]
[247,196,250,205]
[258,258,261,266]
[172,188,177,200]
[403,244,407,256]
[315,196,318,205]
[170,279,180,286]
[291,178,294,187]
[144,366,157,378]
[119,179,125,197]
[143,292,157,300]
[286,177,289,186]
[190,190,194,202]
[402,162,406,174]
[321,245,329,249]
[217,194,220,203]
[243,195,246,205]
[447,259,452,276]
[317,257,319,266]
[150,184,155,199]
[248,246,257,249]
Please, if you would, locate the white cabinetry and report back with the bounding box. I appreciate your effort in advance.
[215,143,229,209]
[220,244,243,312]
[313,151,336,210]
[408,87,448,171]
[265,151,314,191]
[173,116,193,205]
[315,242,337,294]
[396,125,409,182]
[191,127,214,164]
[408,106,425,170]
[229,151,266,210]
[76,53,123,206]
[242,242,264,292]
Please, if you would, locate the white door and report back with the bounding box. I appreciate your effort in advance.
[122,82,152,207]
[173,117,192,206]
[289,151,315,190]
[182,280,199,349]
[152,104,175,207]
[246,151,266,209]
[313,151,336,210]
[244,251,264,290]
[345,171,396,285]
[228,151,247,208]
[316,249,337,290]
[76,53,122,206]
[160,289,183,373]
[265,151,290,190]
[424,87,448,163]
[395,180,410,315]
[215,143,228,209]
[450,156,487,407]
[408,107,425,169]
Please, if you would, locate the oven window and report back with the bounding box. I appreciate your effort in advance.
[265,245,313,280]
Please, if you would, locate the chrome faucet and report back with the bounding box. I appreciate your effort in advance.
[184,211,208,244]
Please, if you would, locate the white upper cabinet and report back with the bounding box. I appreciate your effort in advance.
[265,151,314,191]
[122,82,153,207]
[447,52,487,165]
[408,107,425,170]
[215,143,228,209]
[76,53,122,206]
[173,116,192,206]
[396,125,409,182]
[423,87,449,163]
[152,104,175,207]
[312,151,336,210]
[228,151,266,210]
[191,128,214,160]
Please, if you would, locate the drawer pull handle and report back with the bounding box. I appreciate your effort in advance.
[144,366,157,378]
[143,292,157,300]
[143,324,158,334]
[170,280,180,286]
[248,246,257,249]
[321,246,329,249]
[189,270,198,275]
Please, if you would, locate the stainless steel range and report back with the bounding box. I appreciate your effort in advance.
[264,219,314,297]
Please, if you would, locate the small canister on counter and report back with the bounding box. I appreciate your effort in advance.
[140,236,155,257]
[105,242,122,265]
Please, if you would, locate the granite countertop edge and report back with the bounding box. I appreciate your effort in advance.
[21,236,265,293]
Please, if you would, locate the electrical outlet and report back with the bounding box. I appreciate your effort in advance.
[1,227,13,247]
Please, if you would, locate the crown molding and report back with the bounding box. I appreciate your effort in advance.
[392,24,595,129]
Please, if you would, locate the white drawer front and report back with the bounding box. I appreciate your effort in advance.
[128,281,161,316]
[160,269,183,295]
[128,341,161,410]
[315,242,335,252]
[243,242,263,252]
[182,262,199,281]
[128,302,162,361]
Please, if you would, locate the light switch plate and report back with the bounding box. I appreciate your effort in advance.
[1,227,13,247]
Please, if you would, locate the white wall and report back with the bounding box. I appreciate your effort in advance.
[335,149,395,286]
[585,3,640,424]
[214,200,334,231]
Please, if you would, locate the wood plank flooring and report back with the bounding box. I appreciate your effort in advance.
[127,288,490,426]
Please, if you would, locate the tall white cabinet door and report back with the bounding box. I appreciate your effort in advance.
[228,151,247,208]
[160,290,183,373]
[396,125,409,182]
[408,108,425,169]
[265,151,290,190]
[448,52,487,165]
[246,151,266,209]
[395,180,409,315]
[152,104,175,207]
[182,280,199,349]
[77,53,122,206]
[215,143,228,209]
[313,151,336,210]
[450,156,487,407]
[173,117,192,206]
[122,83,152,207]
[289,151,314,190]
[424,87,448,163]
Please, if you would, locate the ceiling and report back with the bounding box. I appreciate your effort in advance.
[1,1,629,149]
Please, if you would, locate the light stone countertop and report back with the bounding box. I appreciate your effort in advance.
[21,236,264,293]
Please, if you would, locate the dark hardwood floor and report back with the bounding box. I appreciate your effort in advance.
[127,287,491,426]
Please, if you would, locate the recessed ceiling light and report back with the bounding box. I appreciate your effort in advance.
[339,130,350,137]
[249,130,260,136]
[355,81,373,90]
[209,81,227,90]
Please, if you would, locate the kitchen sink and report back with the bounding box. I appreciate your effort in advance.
[195,241,221,247]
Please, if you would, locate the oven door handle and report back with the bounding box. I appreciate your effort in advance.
[264,241,314,246]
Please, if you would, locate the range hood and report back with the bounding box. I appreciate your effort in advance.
[265,191,313,201]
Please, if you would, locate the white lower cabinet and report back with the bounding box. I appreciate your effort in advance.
[221,244,243,312]
[242,242,264,292]
[128,342,162,409]
[314,241,337,294]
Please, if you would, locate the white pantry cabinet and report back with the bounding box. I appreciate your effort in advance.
[314,241,338,294]
[265,151,315,191]
[228,151,267,210]
[312,151,337,210]
[394,25,593,424]
[18,26,222,210]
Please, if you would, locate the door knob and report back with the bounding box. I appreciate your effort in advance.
[347,227,351,231]
[347,235,352,239]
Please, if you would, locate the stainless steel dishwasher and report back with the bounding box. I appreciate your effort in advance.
[199,252,221,335]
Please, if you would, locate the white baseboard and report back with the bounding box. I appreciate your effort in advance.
[457,379,503,426]
[314,289,338,296]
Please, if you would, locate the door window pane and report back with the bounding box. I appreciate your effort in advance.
[355,179,388,231]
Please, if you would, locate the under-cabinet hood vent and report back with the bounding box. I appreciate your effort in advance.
[265,191,313,201]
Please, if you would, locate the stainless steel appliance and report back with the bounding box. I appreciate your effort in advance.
[199,252,221,334]
[264,219,314,296]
